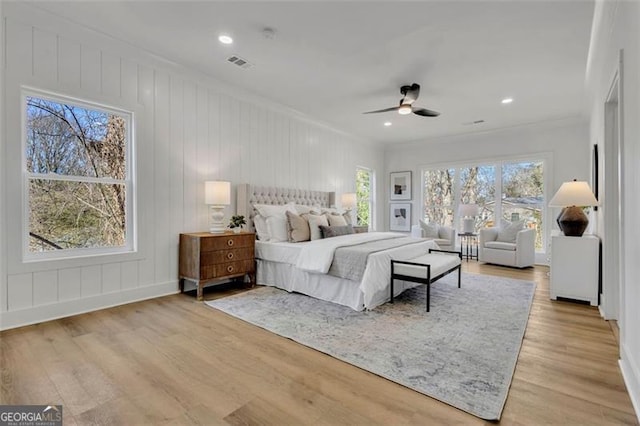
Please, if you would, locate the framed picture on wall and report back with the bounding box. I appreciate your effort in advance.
[389,203,411,232]
[390,171,412,200]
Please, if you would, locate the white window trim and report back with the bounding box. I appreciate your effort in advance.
[419,153,553,255]
[22,87,136,262]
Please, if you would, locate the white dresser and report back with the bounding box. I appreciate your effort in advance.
[550,234,599,306]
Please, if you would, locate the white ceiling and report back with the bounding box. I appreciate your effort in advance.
[31,1,595,145]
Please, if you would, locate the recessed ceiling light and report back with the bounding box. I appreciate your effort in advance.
[384,122,392,127]
[501,98,513,104]
[218,35,233,45]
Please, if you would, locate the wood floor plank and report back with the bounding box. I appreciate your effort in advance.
[0,264,637,425]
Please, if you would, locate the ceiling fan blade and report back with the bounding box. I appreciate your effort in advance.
[402,83,421,104]
[412,107,440,117]
[362,106,399,114]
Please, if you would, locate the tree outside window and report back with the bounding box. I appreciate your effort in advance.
[356,167,373,227]
[25,92,133,256]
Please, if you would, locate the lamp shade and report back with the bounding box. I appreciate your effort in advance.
[548,180,598,207]
[341,193,357,210]
[204,181,230,205]
[459,204,480,217]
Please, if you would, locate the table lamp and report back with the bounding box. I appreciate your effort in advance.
[548,180,598,237]
[459,204,479,234]
[205,181,231,233]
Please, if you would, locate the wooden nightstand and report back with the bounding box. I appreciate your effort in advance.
[179,231,256,300]
[353,226,369,233]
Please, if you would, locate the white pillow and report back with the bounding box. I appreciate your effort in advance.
[307,214,329,240]
[254,203,295,218]
[497,220,524,243]
[327,213,348,227]
[321,207,345,215]
[293,204,321,215]
[266,216,289,242]
[419,219,439,238]
[253,214,270,241]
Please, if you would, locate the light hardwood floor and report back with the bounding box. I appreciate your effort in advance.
[1,264,637,425]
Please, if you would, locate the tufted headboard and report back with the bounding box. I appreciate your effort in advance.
[237,184,336,231]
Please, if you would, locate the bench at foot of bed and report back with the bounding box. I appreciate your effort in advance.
[390,249,462,312]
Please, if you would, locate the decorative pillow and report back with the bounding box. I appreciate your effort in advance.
[327,213,348,227]
[497,220,524,243]
[253,214,270,241]
[307,213,329,240]
[254,203,295,218]
[320,225,355,238]
[286,211,310,242]
[419,219,439,238]
[320,207,344,215]
[342,212,353,226]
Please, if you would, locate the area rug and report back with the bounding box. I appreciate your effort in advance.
[205,272,535,420]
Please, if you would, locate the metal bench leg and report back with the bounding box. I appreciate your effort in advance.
[426,269,431,312]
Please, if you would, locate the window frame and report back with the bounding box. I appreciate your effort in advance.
[21,87,136,262]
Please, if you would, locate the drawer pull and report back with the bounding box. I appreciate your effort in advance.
[227,239,234,247]
[227,265,234,273]
[227,252,234,260]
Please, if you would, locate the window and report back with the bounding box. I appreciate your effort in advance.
[422,158,545,251]
[423,168,455,227]
[24,90,134,259]
[356,167,374,228]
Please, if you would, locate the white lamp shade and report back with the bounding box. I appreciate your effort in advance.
[459,203,480,217]
[549,180,598,207]
[205,181,231,205]
[341,193,357,210]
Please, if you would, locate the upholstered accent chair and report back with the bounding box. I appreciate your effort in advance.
[478,226,535,268]
[410,222,455,251]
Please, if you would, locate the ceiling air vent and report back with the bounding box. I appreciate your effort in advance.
[227,55,253,69]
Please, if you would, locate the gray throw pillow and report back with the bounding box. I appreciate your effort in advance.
[319,225,355,238]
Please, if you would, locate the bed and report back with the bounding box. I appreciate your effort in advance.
[237,184,438,311]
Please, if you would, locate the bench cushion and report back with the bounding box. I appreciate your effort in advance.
[393,253,461,280]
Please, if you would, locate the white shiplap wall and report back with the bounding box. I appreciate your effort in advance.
[0,3,383,329]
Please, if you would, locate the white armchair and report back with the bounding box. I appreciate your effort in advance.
[478,227,535,268]
[411,224,455,251]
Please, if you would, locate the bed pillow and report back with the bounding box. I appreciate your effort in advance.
[307,213,329,240]
[327,213,348,227]
[419,219,440,238]
[254,203,296,218]
[265,216,289,242]
[286,211,310,242]
[320,225,355,238]
[293,204,321,215]
[497,219,524,243]
[253,214,270,241]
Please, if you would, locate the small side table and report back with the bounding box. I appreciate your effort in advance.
[457,233,478,261]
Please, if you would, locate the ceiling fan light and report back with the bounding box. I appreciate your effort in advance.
[398,104,412,115]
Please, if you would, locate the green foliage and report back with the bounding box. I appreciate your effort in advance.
[356,168,371,226]
[229,215,246,229]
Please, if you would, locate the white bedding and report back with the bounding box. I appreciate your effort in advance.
[256,232,438,310]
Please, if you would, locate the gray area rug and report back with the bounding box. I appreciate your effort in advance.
[206,272,535,420]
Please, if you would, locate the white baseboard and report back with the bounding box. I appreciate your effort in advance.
[620,344,640,422]
[0,281,179,330]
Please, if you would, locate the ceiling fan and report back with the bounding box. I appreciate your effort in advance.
[363,83,440,117]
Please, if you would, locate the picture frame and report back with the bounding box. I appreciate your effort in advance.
[389,203,411,232]
[390,171,412,200]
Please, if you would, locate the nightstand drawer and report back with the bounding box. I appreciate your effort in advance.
[201,234,254,251]
[201,259,254,279]
[201,247,254,264]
